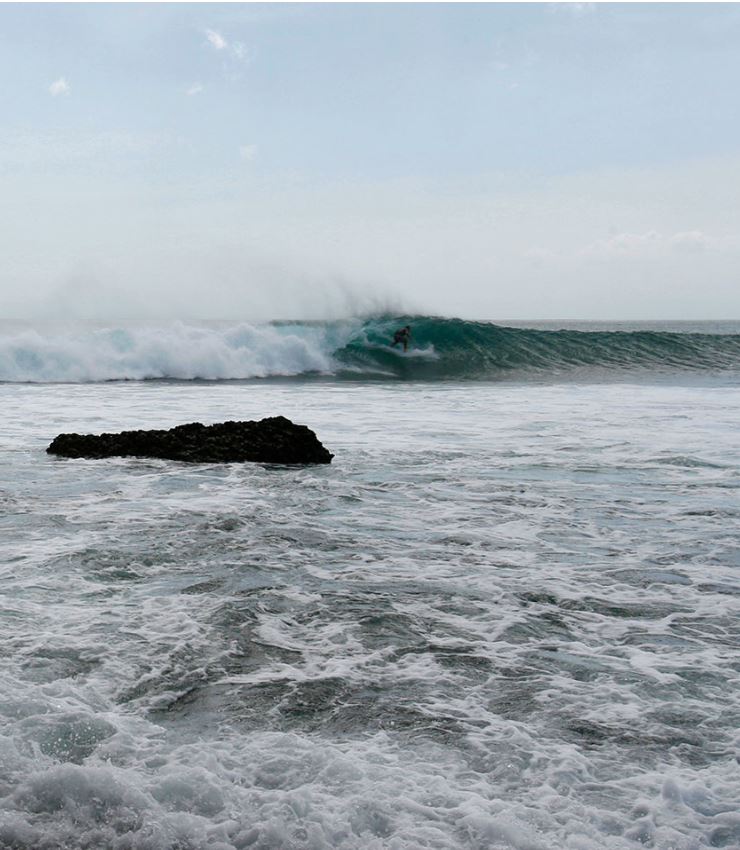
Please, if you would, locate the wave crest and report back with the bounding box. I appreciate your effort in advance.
[1,316,739,383]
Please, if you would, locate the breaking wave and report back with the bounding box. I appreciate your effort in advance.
[1,316,740,383]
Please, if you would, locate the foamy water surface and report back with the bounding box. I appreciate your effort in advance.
[1,377,739,849]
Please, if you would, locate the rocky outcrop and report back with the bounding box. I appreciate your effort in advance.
[47,416,333,464]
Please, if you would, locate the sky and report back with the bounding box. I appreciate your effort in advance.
[1,1,740,321]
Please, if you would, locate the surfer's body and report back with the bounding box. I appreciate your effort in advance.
[392,325,411,352]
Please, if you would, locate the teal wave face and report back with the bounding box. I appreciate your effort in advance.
[2,317,739,382]
[332,316,740,380]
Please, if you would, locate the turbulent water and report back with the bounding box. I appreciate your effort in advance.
[2,316,740,383]
[1,318,739,849]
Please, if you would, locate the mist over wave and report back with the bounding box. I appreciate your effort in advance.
[2,316,740,383]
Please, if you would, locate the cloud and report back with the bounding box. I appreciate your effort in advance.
[204,28,250,69]
[239,144,257,161]
[186,83,204,96]
[594,230,662,255]
[206,29,227,50]
[669,230,712,254]
[49,77,70,97]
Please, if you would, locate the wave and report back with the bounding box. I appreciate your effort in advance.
[1,316,740,383]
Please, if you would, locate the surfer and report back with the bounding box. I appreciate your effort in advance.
[391,325,411,352]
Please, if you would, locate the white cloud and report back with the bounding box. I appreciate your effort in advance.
[206,29,227,50]
[590,230,662,255]
[205,29,250,68]
[239,144,257,161]
[670,230,711,254]
[186,83,204,96]
[49,77,70,97]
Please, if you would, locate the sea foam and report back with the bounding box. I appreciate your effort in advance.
[2,316,740,383]
[0,321,343,383]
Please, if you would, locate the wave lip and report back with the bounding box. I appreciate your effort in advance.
[1,316,740,383]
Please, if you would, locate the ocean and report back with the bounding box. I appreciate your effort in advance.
[0,317,738,850]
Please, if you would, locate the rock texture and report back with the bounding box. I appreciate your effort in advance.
[47,416,333,464]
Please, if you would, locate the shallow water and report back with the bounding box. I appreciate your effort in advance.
[1,377,739,849]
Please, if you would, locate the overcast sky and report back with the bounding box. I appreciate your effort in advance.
[2,2,740,321]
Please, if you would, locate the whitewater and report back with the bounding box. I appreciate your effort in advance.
[1,318,739,850]
[2,316,740,383]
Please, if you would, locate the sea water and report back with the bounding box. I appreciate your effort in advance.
[0,319,739,849]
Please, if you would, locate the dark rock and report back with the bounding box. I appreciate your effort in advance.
[47,416,333,464]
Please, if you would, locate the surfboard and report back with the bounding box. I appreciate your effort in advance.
[367,343,439,360]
